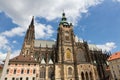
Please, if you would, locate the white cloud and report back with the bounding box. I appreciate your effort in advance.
[2,27,25,37]
[113,0,120,2]
[0,0,104,63]
[0,35,10,50]
[0,0,103,38]
[35,23,54,39]
[0,50,20,64]
[12,40,17,44]
[96,42,116,52]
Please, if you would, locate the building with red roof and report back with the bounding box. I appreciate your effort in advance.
[108,51,120,80]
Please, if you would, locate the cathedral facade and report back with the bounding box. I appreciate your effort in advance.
[4,13,109,80]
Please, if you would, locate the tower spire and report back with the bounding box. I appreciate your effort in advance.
[30,16,34,26]
[59,12,69,25]
[62,12,67,21]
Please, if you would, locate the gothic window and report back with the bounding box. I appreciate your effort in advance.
[77,49,86,62]
[40,67,46,78]
[66,48,71,60]
[48,67,54,79]
[85,72,89,80]
[68,67,72,76]
[90,72,93,80]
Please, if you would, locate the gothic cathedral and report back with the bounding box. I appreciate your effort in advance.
[5,13,109,80]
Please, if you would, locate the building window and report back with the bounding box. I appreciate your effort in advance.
[21,69,24,74]
[12,77,15,80]
[6,69,9,74]
[26,77,29,80]
[15,64,17,66]
[32,77,35,80]
[28,64,30,66]
[5,77,7,80]
[20,77,23,80]
[16,78,19,80]
[48,67,54,78]
[27,69,29,74]
[40,67,45,78]
[33,69,36,74]
[34,64,36,66]
[85,72,89,80]
[14,69,16,74]
[68,67,72,76]
[81,72,85,80]
[90,72,93,80]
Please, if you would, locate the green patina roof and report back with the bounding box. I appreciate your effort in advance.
[60,12,69,25]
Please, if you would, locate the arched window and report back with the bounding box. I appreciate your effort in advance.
[26,77,28,80]
[12,77,15,80]
[40,67,46,78]
[6,69,9,74]
[81,72,84,80]
[5,77,7,80]
[85,72,89,80]
[66,48,71,60]
[21,69,24,74]
[33,69,36,74]
[14,69,16,74]
[90,72,93,80]
[68,67,72,76]
[48,67,54,79]
[20,77,22,80]
[27,69,29,74]
[32,77,35,80]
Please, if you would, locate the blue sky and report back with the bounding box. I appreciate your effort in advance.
[0,0,120,63]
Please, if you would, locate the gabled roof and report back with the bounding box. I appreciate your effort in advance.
[48,59,53,64]
[108,51,120,61]
[9,54,36,62]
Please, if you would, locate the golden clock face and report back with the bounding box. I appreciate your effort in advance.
[66,49,71,59]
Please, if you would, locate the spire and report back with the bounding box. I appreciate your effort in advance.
[62,12,67,21]
[30,16,34,26]
[24,16,35,43]
[60,12,69,25]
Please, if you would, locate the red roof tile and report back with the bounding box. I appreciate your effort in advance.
[10,54,37,62]
[108,51,120,61]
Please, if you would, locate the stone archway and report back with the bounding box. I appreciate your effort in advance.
[81,72,85,80]
[90,71,93,80]
[85,72,89,80]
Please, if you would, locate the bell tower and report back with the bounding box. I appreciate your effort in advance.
[55,12,77,80]
[56,12,75,63]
